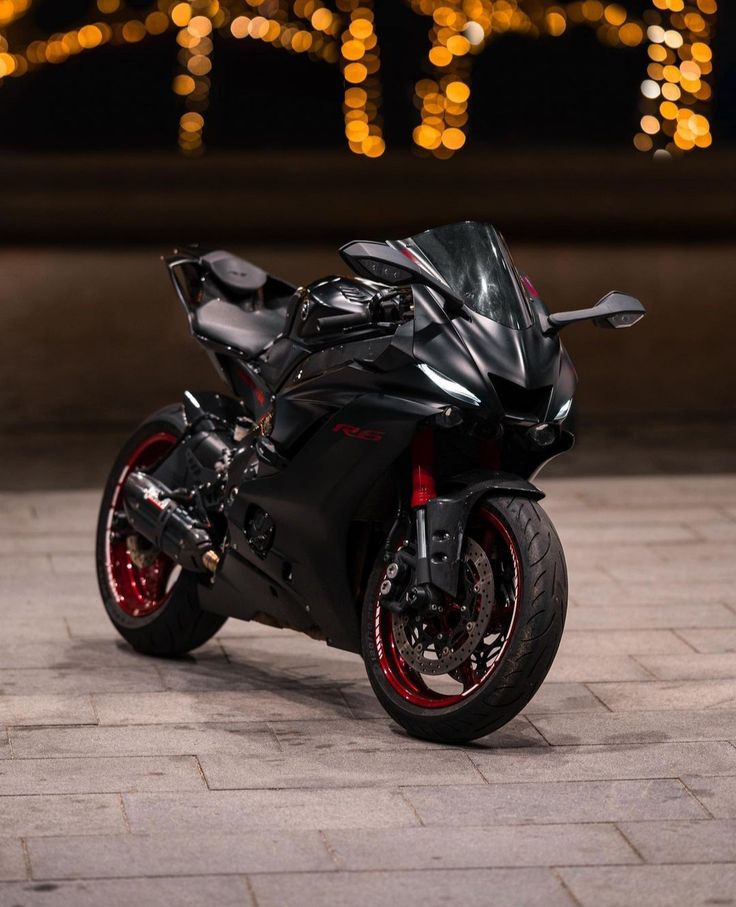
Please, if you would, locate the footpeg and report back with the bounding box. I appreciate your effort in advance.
[255,437,289,470]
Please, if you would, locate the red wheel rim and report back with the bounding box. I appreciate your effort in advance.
[104,431,179,618]
[375,508,521,709]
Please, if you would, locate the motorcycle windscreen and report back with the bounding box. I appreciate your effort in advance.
[392,222,533,331]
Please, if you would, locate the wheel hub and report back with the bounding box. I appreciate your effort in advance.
[391,537,494,675]
[126,534,158,569]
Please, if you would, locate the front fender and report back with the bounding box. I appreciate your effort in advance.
[425,471,544,597]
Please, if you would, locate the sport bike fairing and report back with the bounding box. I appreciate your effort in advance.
[410,283,576,426]
[187,225,576,654]
[342,222,577,424]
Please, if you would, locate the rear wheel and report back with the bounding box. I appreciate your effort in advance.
[362,495,567,743]
[95,405,226,657]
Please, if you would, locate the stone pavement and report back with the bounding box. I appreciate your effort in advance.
[1,474,735,907]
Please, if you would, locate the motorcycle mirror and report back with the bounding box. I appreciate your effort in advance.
[339,240,466,314]
[545,291,645,334]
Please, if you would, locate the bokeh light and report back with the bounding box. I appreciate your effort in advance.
[0,0,718,160]
[404,0,717,159]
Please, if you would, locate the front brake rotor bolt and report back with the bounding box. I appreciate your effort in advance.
[386,562,400,580]
[380,579,392,597]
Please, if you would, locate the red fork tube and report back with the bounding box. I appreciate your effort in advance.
[411,428,436,509]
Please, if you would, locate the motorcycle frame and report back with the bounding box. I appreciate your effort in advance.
[180,386,548,655]
[159,233,628,653]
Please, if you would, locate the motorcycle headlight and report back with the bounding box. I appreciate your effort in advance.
[553,398,572,422]
[418,364,481,407]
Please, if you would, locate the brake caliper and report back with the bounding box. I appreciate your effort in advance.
[389,537,495,676]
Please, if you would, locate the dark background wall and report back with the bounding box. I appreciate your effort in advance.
[1,150,734,430]
[1,239,734,427]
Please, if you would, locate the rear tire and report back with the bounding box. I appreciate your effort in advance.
[95,405,226,657]
[362,495,567,744]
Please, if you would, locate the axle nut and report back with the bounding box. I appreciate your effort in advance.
[202,550,220,573]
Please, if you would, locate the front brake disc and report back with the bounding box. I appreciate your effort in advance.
[392,537,494,675]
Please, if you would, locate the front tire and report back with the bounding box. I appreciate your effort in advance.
[95,405,226,657]
[362,495,567,744]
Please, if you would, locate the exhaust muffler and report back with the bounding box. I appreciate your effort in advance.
[123,471,220,574]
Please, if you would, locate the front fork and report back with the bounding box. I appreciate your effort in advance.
[379,428,439,614]
[411,428,436,587]
[383,428,546,614]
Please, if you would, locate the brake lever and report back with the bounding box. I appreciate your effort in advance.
[316,288,410,333]
[370,286,410,322]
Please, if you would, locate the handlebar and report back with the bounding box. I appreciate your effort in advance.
[315,287,412,333]
[316,310,370,332]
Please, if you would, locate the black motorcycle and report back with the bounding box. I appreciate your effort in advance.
[96,221,644,743]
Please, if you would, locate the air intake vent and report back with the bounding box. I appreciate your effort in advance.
[489,374,551,419]
[341,284,372,303]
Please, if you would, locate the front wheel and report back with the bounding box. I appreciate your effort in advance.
[362,495,567,744]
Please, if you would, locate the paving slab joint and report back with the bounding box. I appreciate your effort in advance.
[195,755,211,791]
[243,873,261,907]
[611,823,647,864]
[678,777,718,819]
[20,837,32,881]
[581,684,615,713]
[397,789,426,827]
[318,829,344,870]
[670,630,700,653]
[551,866,585,907]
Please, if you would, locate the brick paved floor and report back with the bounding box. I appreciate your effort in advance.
[1,475,736,906]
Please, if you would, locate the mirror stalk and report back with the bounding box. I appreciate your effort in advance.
[544,291,645,335]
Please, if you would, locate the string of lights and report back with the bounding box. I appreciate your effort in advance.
[340,0,385,159]
[0,0,718,160]
[637,0,716,158]
[172,1,216,155]
[227,0,385,158]
[407,0,716,159]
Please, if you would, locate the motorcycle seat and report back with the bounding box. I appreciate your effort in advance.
[192,297,292,359]
[201,250,267,298]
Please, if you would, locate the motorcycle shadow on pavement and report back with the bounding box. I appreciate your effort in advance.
[99,632,370,711]
[72,634,539,749]
[54,635,536,748]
